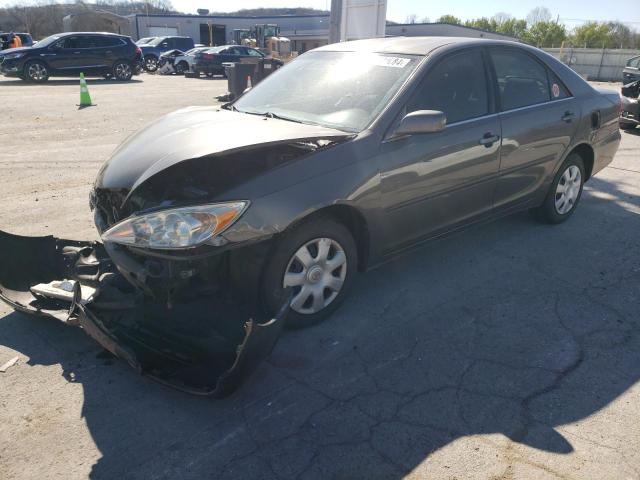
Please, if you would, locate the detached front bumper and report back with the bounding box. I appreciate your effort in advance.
[0,230,288,397]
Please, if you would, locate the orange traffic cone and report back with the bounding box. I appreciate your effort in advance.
[246,75,252,89]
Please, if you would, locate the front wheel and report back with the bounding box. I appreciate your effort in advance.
[24,61,49,82]
[261,216,357,329]
[175,61,188,74]
[113,61,133,81]
[531,153,585,224]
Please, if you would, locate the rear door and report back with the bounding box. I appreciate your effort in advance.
[94,36,126,68]
[379,48,502,251]
[488,47,579,211]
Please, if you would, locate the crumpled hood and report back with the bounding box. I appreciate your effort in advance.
[96,107,350,191]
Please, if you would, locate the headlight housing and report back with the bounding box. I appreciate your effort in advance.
[3,52,26,60]
[101,202,248,249]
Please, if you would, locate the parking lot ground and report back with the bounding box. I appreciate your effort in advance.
[1,75,639,480]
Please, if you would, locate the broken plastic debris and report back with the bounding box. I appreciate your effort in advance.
[0,356,19,373]
[30,280,97,305]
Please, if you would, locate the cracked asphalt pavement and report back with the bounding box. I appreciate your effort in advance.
[0,76,639,480]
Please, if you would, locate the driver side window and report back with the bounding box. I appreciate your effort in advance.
[406,49,490,125]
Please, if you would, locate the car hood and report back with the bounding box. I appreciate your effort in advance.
[96,106,351,192]
[0,46,32,55]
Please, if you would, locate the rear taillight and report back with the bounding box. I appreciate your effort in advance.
[136,47,142,55]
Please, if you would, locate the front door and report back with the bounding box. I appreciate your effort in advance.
[48,35,96,74]
[379,48,501,253]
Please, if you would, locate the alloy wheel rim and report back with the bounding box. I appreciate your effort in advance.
[115,63,131,79]
[145,58,157,70]
[555,165,582,214]
[283,237,347,315]
[28,64,46,81]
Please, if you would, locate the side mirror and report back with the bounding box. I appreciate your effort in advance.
[161,42,168,48]
[394,110,446,137]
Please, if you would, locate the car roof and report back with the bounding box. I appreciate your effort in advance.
[58,31,127,38]
[315,36,522,55]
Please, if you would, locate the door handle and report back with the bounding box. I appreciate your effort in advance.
[73,51,81,54]
[479,133,500,147]
[106,50,112,54]
[561,111,575,123]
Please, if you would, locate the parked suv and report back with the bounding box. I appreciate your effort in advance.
[139,36,195,71]
[0,32,33,49]
[0,32,142,82]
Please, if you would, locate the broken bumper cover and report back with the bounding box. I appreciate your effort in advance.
[0,229,288,397]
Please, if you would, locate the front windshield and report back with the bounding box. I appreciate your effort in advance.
[148,37,166,46]
[34,34,60,48]
[234,51,420,132]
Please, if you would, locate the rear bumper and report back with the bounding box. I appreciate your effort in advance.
[0,230,288,397]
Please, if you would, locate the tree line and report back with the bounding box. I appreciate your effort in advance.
[404,7,640,49]
[1,1,638,49]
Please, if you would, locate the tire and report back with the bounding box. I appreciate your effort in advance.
[24,60,49,82]
[619,122,636,131]
[143,55,158,72]
[261,215,357,329]
[113,61,133,81]
[175,61,188,74]
[530,153,585,224]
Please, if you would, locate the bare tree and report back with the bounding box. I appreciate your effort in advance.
[405,13,418,24]
[526,6,552,26]
[492,12,513,26]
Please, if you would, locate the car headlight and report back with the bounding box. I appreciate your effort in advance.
[3,52,26,60]
[101,201,248,249]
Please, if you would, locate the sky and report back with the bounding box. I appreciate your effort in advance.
[1,0,639,29]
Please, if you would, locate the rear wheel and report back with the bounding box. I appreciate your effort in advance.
[143,55,158,72]
[531,153,585,224]
[24,61,49,82]
[113,61,133,81]
[261,216,357,329]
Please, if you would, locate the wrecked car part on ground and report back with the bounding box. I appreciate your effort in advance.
[0,230,290,397]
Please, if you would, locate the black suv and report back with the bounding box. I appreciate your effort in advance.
[0,32,142,82]
[139,36,195,71]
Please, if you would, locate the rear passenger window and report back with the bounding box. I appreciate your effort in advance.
[490,49,550,110]
[548,71,571,100]
[407,49,489,124]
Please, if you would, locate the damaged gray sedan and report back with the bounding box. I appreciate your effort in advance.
[0,37,621,395]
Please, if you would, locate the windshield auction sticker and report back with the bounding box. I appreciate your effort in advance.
[375,56,411,68]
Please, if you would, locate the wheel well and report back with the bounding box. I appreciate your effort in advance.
[295,205,370,272]
[570,144,595,180]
